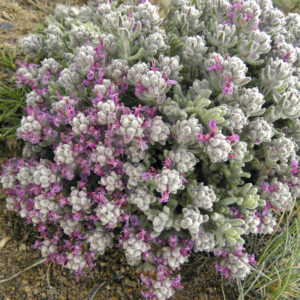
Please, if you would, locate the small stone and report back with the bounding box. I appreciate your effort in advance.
[198,293,208,300]
[125,288,134,293]
[33,288,39,295]
[19,243,27,251]
[125,278,137,288]
[41,293,47,297]
[0,22,14,30]
[115,271,123,280]
[24,286,31,293]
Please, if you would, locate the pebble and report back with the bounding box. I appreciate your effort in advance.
[19,243,27,251]
[115,270,123,280]
[198,293,208,300]
[24,286,31,293]
[125,278,137,288]
[0,22,14,30]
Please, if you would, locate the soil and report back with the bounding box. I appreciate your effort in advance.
[0,1,238,299]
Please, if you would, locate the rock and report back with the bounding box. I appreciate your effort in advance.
[0,22,14,30]
[24,286,31,293]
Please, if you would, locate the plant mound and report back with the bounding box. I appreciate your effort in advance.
[1,0,300,299]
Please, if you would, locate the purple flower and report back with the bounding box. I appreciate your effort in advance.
[171,275,183,290]
[75,268,84,281]
[215,264,231,278]
[169,235,178,249]
[32,240,42,249]
[249,253,258,266]
[48,210,61,222]
[141,274,152,288]
[130,215,139,226]
[164,157,172,169]
[140,291,154,299]
[38,222,47,234]
[135,82,147,96]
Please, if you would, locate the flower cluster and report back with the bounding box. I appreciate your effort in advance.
[1,0,300,299]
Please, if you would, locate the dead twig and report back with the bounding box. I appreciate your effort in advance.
[0,236,11,251]
[47,262,55,289]
[0,258,46,284]
[89,281,107,300]
[26,0,48,13]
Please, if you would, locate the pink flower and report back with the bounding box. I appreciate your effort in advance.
[135,137,149,150]
[226,133,240,143]
[159,190,170,203]
[165,79,178,86]
[207,56,223,71]
[229,1,243,10]
[150,61,159,71]
[222,76,233,95]
[198,132,210,143]
[135,82,147,96]
[164,157,172,169]
[209,119,217,137]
